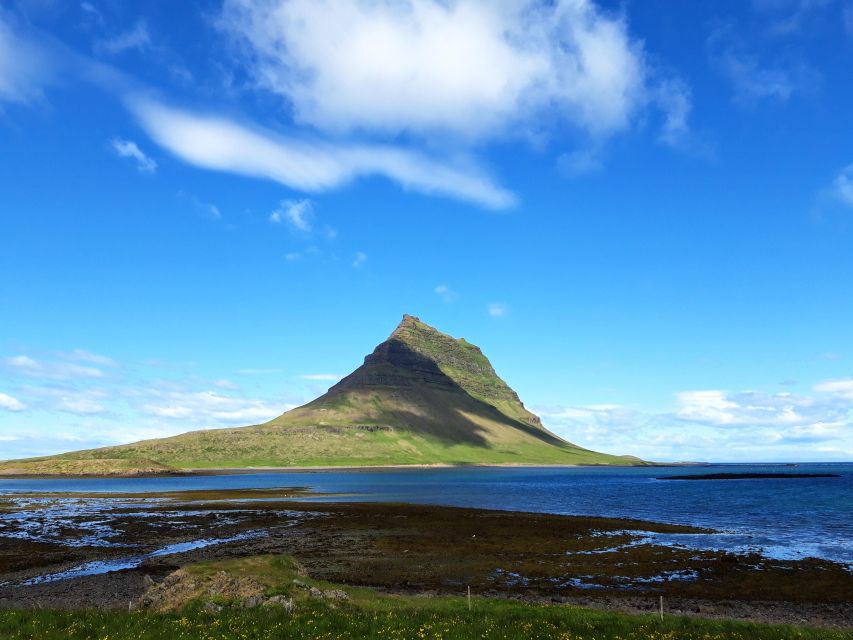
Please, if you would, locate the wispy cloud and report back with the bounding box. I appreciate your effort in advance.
[0,12,53,106]
[61,349,117,367]
[128,97,515,209]
[56,395,106,415]
[537,377,853,462]
[557,148,604,177]
[813,378,853,399]
[0,348,307,458]
[270,198,313,230]
[654,78,693,148]
[845,2,853,37]
[434,284,459,303]
[95,20,151,56]
[111,138,157,173]
[0,392,26,412]
[351,251,367,268]
[673,389,843,427]
[707,22,819,104]
[141,390,282,423]
[6,355,105,380]
[751,0,833,36]
[487,302,507,317]
[108,0,692,208]
[831,165,853,207]
[80,2,104,25]
[177,190,222,220]
[11,385,110,416]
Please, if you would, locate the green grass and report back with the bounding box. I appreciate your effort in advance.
[2,604,849,640]
[2,555,847,639]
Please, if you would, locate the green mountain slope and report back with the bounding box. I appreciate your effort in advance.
[0,316,644,474]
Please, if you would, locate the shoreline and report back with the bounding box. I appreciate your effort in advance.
[0,460,714,479]
[0,493,850,628]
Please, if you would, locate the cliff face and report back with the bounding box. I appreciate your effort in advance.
[329,315,543,428]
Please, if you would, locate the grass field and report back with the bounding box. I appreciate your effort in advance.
[1,594,848,639]
[2,555,847,640]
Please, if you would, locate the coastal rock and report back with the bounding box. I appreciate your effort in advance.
[133,568,265,612]
[241,595,265,609]
[263,595,295,612]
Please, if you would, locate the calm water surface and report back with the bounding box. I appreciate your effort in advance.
[1,463,851,566]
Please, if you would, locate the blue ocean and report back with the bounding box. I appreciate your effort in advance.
[1,463,851,566]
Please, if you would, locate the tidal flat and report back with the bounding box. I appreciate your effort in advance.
[0,488,851,633]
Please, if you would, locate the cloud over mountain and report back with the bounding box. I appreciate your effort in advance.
[220,0,682,143]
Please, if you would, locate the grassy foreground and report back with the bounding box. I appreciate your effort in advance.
[0,599,848,640]
[2,555,848,640]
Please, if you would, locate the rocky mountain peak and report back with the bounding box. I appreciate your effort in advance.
[345,315,543,428]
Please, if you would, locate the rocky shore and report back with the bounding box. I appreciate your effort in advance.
[0,491,850,629]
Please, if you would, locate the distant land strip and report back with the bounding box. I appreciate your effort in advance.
[658,473,841,480]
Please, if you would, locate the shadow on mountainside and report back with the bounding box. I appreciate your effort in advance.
[293,340,569,449]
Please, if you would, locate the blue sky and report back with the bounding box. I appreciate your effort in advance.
[1,0,852,463]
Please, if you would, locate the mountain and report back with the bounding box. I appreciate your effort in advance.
[0,315,643,474]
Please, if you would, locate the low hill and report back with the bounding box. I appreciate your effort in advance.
[0,315,643,474]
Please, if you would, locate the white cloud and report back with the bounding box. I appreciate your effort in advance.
[673,389,830,427]
[300,374,342,381]
[557,147,603,176]
[111,137,157,173]
[80,2,104,24]
[63,349,116,367]
[487,302,507,317]
[129,97,515,209]
[0,392,26,412]
[95,20,151,56]
[434,284,458,303]
[56,395,106,415]
[270,198,314,230]
[655,78,692,148]
[142,390,282,424]
[537,380,853,462]
[707,23,818,103]
[219,0,663,142]
[352,251,367,268]
[212,379,239,390]
[6,355,104,380]
[0,12,52,105]
[831,165,853,207]
[12,385,110,416]
[751,0,832,36]
[814,378,853,399]
[177,190,222,219]
[845,2,853,37]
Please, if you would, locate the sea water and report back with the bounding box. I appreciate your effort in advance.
[1,463,850,566]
